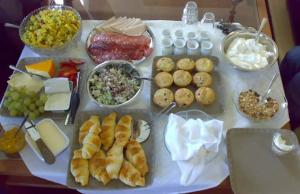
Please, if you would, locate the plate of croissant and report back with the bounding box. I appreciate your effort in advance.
[67,110,153,189]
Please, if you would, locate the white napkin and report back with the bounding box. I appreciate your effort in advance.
[165,113,223,186]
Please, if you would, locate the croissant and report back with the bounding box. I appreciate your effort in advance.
[79,115,100,144]
[89,150,111,185]
[119,160,145,187]
[115,115,132,146]
[105,142,124,179]
[70,149,89,186]
[82,124,101,159]
[125,140,149,176]
[101,112,117,151]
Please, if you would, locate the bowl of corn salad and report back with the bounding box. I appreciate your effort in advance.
[19,5,82,55]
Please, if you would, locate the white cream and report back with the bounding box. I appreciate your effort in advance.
[226,38,274,70]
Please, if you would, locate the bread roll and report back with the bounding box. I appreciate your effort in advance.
[79,115,100,144]
[70,149,89,186]
[119,160,145,187]
[105,142,124,179]
[125,140,149,176]
[82,124,101,159]
[89,150,111,185]
[101,112,117,151]
[115,115,132,146]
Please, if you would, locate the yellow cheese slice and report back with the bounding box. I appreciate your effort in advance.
[25,59,55,78]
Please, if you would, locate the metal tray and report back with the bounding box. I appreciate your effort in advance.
[0,57,87,119]
[86,23,154,65]
[151,55,224,114]
[227,128,300,194]
[66,109,154,190]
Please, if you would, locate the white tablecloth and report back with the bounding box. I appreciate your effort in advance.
[0,20,289,194]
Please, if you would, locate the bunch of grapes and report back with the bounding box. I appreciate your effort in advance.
[3,87,47,120]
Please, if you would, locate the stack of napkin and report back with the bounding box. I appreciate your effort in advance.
[165,113,223,186]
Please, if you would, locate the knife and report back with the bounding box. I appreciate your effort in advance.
[9,65,48,80]
[24,121,55,164]
[65,71,80,125]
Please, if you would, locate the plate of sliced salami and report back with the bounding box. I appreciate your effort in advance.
[86,17,154,65]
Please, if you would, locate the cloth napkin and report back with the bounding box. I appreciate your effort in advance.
[165,113,223,186]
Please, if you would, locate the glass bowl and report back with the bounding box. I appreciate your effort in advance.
[19,5,82,56]
[164,109,222,164]
[232,81,288,122]
[220,29,278,71]
[0,124,26,156]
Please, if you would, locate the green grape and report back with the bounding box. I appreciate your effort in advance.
[19,87,27,96]
[39,93,47,103]
[38,106,45,113]
[14,102,22,110]
[9,109,18,117]
[26,91,36,97]
[34,110,40,116]
[23,98,31,106]
[28,112,37,120]
[36,99,44,106]
[3,100,10,108]
[29,104,36,111]
[11,92,20,100]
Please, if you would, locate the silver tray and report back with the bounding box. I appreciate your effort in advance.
[227,128,300,194]
[151,55,224,114]
[66,109,154,190]
[86,23,154,65]
[0,57,87,119]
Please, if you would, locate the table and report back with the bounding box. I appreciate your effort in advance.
[0,1,288,193]
[0,19,289,193]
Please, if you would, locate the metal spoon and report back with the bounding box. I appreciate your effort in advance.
[260,72,279,103]
[4,23,20,29]
[135,77,153,81]
[255,17,268,42]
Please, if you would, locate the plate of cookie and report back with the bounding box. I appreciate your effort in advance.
[66,109,154,190]
[151,55,224,114]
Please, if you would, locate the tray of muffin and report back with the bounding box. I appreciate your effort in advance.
[151,55,224,114]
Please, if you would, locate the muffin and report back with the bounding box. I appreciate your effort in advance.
[155,72,173,88]
[195,58,214,72]
[175,88,194,107]
[153,88,174,108]
[193,72,212,87]
[173,70,192,87]
[176,58,195,71]
[195,87,216,105]
[156,57,175,72]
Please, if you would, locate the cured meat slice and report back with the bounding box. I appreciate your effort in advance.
[88,32,152,64]
[91,32,151,50]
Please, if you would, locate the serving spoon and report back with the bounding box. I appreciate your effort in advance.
[255,17,268,42]
[260,72,279,103]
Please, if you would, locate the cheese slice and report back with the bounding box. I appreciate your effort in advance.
[25,59,55,78]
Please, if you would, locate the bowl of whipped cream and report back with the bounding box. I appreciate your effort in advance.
[221,29,278,71]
